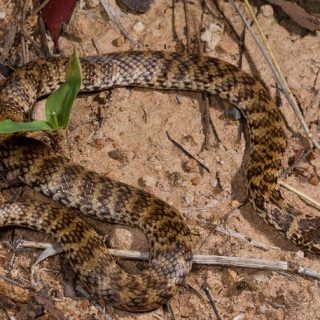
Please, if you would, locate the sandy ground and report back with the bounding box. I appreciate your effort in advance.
[0,0,319,319]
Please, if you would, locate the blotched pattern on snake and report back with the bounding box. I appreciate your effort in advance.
[0,51,319,312]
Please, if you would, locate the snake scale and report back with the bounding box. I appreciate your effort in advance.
[0,51,319,312]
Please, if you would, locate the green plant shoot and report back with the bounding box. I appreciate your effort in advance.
[0,49,82,133]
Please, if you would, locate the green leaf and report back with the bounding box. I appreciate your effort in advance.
[0,120,54,133]
[45,49,82,129]
[0,49,82,133]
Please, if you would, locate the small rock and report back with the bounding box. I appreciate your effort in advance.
[210,179,218,188]
[257,305,269,314]
[112,36,126,47]
[0,11,6,19]
[92,138,105,149]
[253,272,269,283]
[224,107,242,120]
[182,159,198,172]
[183,192,194,206]
[260,5,274,17]
[138,175,156,188]
[201,23,224,52]
[309,174,319,186]
[108,149,128,163]
[191,176,201,186]
[295,250,304,258]
[85,0,100,8]
[117,0,152,13]
[168,172,188,187]
[133,21,145,33]
[226,269,238,282]
[230,200,240,208]
[307,151,317,161]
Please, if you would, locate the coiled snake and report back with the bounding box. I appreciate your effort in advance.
[0,51,319,312]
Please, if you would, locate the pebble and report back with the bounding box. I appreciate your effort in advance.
[168,172,188,187]
[85,0,100,8]
[112,36,126,47]
[200,23,223,52]
[133,21,145,33]
[182,159,198,172]
[309,174,319,186]
[308,151,317,161]
[154,165,163,171]
[138,175,156,188]
[210,179,218,188]
[295,250,305,258]
[253,272,269,283]
[183,192,194,206]
[226,269,238,282]
[257,305,269,314]
[92,138,105,149]
[0,10,5,19]
[108,149,128,163]
[230,200,240,208]
[191,176,201,186]
[260,5,274,17]
[118,0,152,13]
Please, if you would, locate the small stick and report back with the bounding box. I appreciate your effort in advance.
[279,181,320,211]
[203,286,223,320]
[215,225,275,251]
[183,0,192,54]
[171,0,183,48]
[38,15,51,57]
[15,241,320,281]
[202,97,211,150]
[166,131,211,173]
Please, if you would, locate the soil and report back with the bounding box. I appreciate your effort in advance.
[0,1,319,319]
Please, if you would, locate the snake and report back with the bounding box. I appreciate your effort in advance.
[0,51,319,312]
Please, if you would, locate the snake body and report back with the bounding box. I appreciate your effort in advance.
[0,51,319,311]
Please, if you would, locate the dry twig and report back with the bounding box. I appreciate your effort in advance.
[14,240,320,281]
[166,131,211,173]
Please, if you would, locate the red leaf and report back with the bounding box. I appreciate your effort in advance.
[42,0,77,49]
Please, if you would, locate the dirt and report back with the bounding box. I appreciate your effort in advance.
[0,0,319,319]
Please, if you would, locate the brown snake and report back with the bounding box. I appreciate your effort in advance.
[0,51,319,312]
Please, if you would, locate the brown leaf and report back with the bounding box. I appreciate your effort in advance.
[266,0,320,31]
